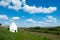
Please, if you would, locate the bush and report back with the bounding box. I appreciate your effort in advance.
[0,23,2,26]
[49,28,57,31]
[32,26,41,30]
[44,31,48,33]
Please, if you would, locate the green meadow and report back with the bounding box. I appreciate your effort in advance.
[0,26,60,40]
[0,27,50,40]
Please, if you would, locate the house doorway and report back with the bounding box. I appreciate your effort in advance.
[15,30,16,32]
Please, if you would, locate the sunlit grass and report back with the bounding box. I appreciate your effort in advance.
[0,28,50,40]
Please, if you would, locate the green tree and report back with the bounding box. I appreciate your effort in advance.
[33,26,41,30]
[0,23,2,26]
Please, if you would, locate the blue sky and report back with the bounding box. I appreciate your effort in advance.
[0,0,60,27]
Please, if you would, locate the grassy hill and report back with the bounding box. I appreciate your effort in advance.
[0,27,50,40]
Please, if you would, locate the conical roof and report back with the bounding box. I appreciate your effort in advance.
[10,22,17,30]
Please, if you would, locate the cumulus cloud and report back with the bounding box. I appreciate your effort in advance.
[23,4,57,14]
[0,0,22,10]
[0,0,11,7]
[8,0,22,11]
[38,21,45,24]
[36,21,49,27]
[38,21,49,25]
[0,15,8,19]
[12,17,20,20]
[26,18,36,23]
[0,0,57,13]
[22,0,57,14]
[44,16,57,22]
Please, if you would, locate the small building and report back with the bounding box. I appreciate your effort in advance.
[9,22,18,32]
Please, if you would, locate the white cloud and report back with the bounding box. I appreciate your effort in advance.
[8,0,26,11]
[0,0,11,7]
[44,16,57,22]
[4,22,10,25]
[12,17,20,20]
[38,21,49,24]
[22,0,57,14]
[21,0,26,4]
[47,16,54,19]
[0,0,22,11]
[23,4,57,14]
[10,19,14,22]
[8,0,22,11]
[37,21,49,27]
[0,15,8,19]
[4,22,8,24]
[38,21,44,24]
[26,18,36,23]
[0,0,57,13]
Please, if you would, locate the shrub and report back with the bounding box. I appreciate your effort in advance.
[0,23,2,26]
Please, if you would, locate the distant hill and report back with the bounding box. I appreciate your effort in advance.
[25,26,60,35]
[0,26,8,28]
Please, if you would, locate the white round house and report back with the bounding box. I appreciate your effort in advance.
[9,22,18,32]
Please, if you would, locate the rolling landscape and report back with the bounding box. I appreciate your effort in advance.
[0,24,60,40]
[0,0,60,40]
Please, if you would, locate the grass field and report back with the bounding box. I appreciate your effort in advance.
[0,27,50,40]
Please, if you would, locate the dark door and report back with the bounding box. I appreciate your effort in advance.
[15,30,16,32]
